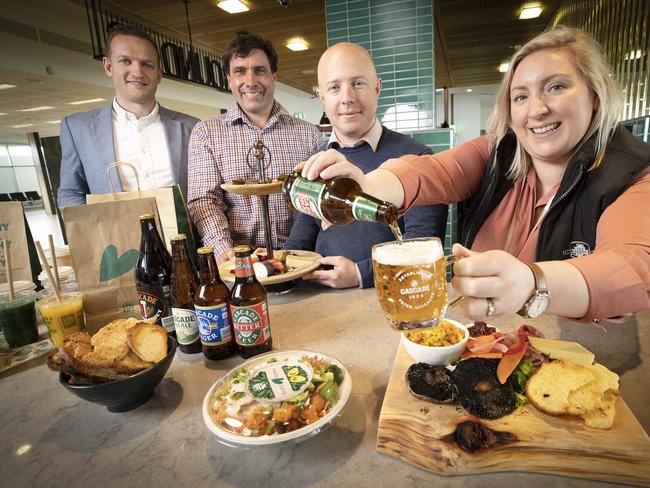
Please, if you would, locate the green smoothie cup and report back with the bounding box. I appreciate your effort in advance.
[0,291,38,348]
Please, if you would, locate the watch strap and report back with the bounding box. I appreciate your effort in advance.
[527,262,547,293]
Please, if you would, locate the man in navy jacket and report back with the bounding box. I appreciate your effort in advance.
[284,42,447,289]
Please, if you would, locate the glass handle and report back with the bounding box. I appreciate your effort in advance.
[445,254,463,309]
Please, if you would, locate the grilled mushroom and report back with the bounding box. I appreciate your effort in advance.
[406,363,457,404]
[452,358,516,419]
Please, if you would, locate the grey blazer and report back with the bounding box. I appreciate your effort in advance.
[57,103,199,208]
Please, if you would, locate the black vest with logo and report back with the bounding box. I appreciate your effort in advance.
[458,126,650,261]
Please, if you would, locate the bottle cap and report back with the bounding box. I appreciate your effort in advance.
[139,213,155,220]
[197,247,214,255]
[170,234,187,241]
[233,245,252,254]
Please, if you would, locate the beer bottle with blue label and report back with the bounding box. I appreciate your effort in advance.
[230,245,272,359]
[135,214,174,334]
[170,235,201,354]
[194,247,235,360]
[281,171,398,226]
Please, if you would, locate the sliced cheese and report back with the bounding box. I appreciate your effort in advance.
[528,336,595,366]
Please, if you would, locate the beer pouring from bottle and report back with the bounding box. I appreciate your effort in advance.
[281,172,402,241]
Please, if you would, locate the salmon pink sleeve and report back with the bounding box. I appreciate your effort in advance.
[568,172,650,320]
[380,136,492,210]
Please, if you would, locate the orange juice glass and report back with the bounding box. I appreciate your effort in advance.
[36,292,86,347]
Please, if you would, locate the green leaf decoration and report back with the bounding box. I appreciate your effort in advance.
[100,245,139,282]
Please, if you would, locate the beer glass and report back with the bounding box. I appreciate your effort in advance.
[372,237,460,330]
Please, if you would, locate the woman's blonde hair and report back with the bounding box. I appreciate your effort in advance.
[486,25,622,179]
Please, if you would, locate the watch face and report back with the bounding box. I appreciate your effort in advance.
[527,293,550,318]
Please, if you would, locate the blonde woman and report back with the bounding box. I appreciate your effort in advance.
[300,26,650,322]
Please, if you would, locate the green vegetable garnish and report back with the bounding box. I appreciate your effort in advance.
[319,381,339,405]
[509,358,534,405]
[327,364,344,385]
[230,391,245,401]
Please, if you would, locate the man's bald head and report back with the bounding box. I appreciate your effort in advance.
[316,43,381,145]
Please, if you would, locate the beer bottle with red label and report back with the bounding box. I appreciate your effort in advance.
[135,214,174,334]
[194,247,235,360]
[230,245,272,358]
[170,235,201,354]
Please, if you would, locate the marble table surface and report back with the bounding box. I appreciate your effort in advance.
[1,282,648,488]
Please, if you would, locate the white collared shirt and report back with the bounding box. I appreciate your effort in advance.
[111,98,174,191]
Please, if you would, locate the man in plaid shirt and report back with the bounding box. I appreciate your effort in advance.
[187,32,321,263]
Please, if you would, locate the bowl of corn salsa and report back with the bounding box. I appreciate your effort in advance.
[401,319,469,365]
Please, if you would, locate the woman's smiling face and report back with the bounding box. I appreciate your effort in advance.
[509,48,596,168]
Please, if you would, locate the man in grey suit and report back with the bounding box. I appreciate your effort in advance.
[58,23,199,208]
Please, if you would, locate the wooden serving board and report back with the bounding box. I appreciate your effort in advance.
[220,181,282,195]
[377,342,650,486]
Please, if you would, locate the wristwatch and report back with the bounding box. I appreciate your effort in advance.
[517,263,550,318]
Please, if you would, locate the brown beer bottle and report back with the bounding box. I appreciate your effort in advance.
[281,171,398,225]
[170,235,201,354]
[230,245,272,359]
[135,214,174,334]
[194,247,236,360]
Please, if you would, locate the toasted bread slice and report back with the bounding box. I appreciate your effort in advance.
[580,390,618,429]
[63,337,94,365]
[115,350,154,374]
[64,332,92,344]
[86,318,139,367]
[526,360,594,415]
[128,323,167,363]
[566,363,619,415]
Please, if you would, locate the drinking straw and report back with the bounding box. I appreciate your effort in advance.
[35,241,62,301]
[48,234,60,291]
[3,239,15,300]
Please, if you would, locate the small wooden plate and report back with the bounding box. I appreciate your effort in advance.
[220,181,283,195]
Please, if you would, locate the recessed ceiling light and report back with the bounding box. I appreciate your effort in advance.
[68,98,106,105]
[519,6,542,19]
[301,69,315,75]
[46,120,60,124]
[17,106,55,112]
[498,62,510,73]
[287,39,309,51]
[0,113,7,116]
[11,124,34,128]
[0,84,16,90]
[624,49,643,60]
[435,88,444,92]
[217,0,249,14]
[466,88,473,93]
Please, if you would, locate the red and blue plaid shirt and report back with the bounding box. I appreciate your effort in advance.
[187,101,322,258]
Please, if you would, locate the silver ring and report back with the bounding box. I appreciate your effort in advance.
[486,298,496,317]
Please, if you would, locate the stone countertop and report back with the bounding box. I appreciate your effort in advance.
[1,283,648,488]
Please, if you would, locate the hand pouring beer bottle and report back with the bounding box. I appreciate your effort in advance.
[170,235,201,354]
[194,247,236,360]
[281,171,398,226]
[135,214,174,333]
[230,245,272,359]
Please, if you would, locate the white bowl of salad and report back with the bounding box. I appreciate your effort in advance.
[202,349,352,447]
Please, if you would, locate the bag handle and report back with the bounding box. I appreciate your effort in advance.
[106,162,141,197]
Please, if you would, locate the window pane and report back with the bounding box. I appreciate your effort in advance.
[0,167,17,193]
[13,166,39,192]
[8,145,34,166]
[0,145,10,166]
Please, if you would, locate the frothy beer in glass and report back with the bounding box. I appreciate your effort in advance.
[372,237,448,330]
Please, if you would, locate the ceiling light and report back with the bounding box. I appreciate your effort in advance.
[287,39,309,52]
[10,124,34,128]
[301,69,315,75]
[0,113,7,116]
[624,49,643,60]
[68,98,106,105]
[466,88,473,93]
[498,62,510,72]
[17,106,54,112]
[46,120,60,124]
[0,84,17,90]
[519,6,542,19]
[218,0,249,14]
[435,88,444,92]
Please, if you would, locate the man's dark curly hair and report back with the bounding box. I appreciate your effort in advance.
[223,32,278,74]
[105,22,159,65]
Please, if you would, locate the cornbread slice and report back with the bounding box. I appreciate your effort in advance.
[128,323,167,363]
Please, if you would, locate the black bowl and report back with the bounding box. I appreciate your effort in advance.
[60,336,177,412]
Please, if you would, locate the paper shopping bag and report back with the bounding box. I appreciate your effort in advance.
[0,201,41,284]
[62,197,159,333]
